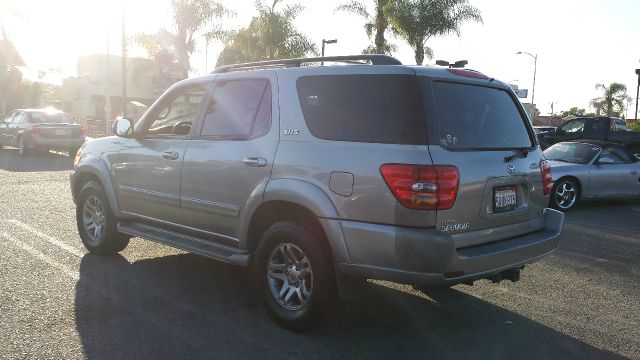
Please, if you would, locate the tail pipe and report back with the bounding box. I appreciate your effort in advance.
[488,268,521,284]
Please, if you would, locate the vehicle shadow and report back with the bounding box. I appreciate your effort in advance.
[0,148,73,172]
[75,252,624,360]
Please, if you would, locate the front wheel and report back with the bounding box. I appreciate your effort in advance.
[550,178,579,211]
[255,220,335,331]
[76,181,130,254]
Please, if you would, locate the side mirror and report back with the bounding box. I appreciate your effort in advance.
[114,118,134,138]
[597,157,615,165]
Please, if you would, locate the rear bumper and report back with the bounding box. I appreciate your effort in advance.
[25,134,85,149]
[335,209,564,287]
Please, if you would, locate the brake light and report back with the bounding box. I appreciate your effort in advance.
[540,160,553,196]
[380,164,459,210]
[31,126,41,134]
[79,126,85,137]
[447,68,489,80]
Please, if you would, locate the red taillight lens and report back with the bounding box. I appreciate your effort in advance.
[540,160,553,196]
[380,164,459,210]
[31,126,41,134]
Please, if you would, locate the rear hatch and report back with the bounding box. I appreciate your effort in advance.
[422,77,547,249]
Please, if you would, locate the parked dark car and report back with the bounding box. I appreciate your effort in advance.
[0,109,85,156]
[537,117,640,152]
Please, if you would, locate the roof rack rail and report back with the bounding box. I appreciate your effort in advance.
[212,55,402,73]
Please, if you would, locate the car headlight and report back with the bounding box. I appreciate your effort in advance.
[73,147,83,167]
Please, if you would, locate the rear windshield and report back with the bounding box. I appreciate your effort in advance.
[431,82,533,150]
[297,75,426,145]
[29,112,74,124]
[543,142,600,164]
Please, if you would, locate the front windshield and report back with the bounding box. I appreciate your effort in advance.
[29,112,74,124]
[543,142,601,164]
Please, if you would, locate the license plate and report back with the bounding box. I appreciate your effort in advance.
[54,129,68,136]
[494,186,517,212]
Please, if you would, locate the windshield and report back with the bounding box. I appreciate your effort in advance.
[543,142,601,164]
[430,81,533,150]
[29,112,74,124]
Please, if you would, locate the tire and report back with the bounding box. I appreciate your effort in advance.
[550,178,579,211]
[76,181,130,254]
[254,220,335,331]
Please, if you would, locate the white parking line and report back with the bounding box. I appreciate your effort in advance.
[0,231,79,281]
[2,219,85,258]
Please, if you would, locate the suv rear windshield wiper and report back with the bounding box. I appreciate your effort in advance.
[504,147,533,162]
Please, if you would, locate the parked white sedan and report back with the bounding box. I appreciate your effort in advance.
[543,141,640,210]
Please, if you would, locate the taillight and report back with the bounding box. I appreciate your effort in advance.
[540,160,553,196]
[31,126,41,134]
[79,126,85,136]
[380,164,459,210]
[447,68,489,80]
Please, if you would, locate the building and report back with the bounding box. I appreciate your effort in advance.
[60,54,181,125]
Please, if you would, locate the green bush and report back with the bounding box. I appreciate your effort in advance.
[629,121,640,132]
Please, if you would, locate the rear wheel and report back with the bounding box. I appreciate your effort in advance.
[255,220,335,331]
[550,178,579,211]
[76,181,129,254]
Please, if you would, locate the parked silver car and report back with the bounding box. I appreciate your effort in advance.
[0,109,85,155]
[70,55,564,329]
[543,141,640,210]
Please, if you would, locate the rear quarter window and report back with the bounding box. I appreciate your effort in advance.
[296,75,426,144]
[431,81,533,150]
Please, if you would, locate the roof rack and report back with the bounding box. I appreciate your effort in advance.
[212,55,402,73]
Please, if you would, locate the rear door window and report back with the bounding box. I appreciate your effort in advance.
[297,75,426,144]
[431,81,533,150]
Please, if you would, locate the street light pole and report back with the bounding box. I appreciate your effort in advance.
[517,51,537,118]
[121,1,127,118]
[635,68,640,120]
[321,39,337,65]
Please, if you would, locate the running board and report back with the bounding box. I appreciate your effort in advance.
[118,221,250,266]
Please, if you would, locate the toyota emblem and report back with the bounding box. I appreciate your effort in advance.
[507,164,516,175]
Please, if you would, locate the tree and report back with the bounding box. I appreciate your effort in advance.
[590,83,631,117]
[135,0,233,79]
[560,107,586,118]
[335,0,395,55]
[385,0,482,65]
[216,1,317,66]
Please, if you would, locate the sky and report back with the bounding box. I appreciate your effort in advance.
[1,0,640,117]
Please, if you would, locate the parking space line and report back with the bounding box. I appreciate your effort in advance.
[2,219,85,258]
[0,231,79,281]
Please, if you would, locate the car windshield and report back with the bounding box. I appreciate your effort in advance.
[30,112,74,124]
[543,142,601,164]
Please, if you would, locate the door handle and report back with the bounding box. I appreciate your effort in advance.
[161,151,180,160]
[242,157,267,167]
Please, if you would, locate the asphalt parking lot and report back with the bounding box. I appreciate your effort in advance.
[0,149,638,360]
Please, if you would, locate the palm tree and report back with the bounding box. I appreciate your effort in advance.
[216,0,317,66]
[335,0,394,55]
[590,83,631,117]
[385,0,482,65]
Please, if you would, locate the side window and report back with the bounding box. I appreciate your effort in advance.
[599,147,627,164]
[560,119,585,133]
[3,112,15,123]
[12,112,24,124]
[584,119,607,137]
[200,79,270,140]
[145,85,207,137]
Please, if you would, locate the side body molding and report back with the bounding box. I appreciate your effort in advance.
[73,155,121,216]
[245,178,350,263]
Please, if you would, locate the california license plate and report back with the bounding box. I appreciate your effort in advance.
[494,186,517,212]
[54,129,68,136]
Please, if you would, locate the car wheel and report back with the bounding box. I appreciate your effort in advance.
[550,178,579,211]
[255,220,335,331]
[17,136,28,156]
[76,181,130,254]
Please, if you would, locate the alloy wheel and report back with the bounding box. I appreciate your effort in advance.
[267,243,313,311]
[554,181,577,209]
[82,195,107,244]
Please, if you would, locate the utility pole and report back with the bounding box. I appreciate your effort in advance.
[121,1,127,118]
[635,68,640,120]
[105,27,111,135]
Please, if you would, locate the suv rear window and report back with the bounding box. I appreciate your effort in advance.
[431,82,533,150]
[297,75,426,144]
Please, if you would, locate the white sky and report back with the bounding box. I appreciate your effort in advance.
[2,0,640,116]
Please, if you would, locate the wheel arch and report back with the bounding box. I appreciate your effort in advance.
[73,157,121,216]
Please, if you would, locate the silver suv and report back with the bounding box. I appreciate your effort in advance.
[70,55,564,329]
